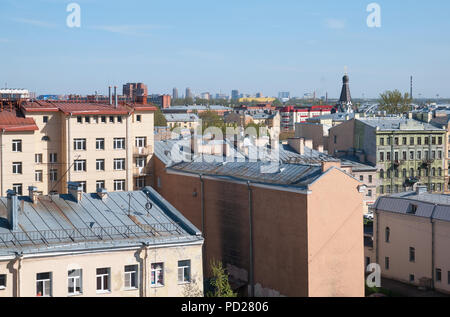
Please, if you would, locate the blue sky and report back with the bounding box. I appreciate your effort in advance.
[1,0,450,98]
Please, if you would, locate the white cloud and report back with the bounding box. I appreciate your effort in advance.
[325,19,346,30]
[91,24,171,37]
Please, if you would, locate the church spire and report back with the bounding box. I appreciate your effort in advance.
[337,71,353,113]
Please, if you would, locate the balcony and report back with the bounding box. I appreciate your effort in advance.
[133,166,151,177]
[133,145,153,156]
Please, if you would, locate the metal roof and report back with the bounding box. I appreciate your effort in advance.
[374,192,450,222]
[358,118,444,132]
[0,187,202,257]
[164,113,199,122]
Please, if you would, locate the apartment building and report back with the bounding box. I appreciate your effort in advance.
[0,185,203,297]
[329,118,447,195]
[164,113,200,130]
[0,100,156,196]
[151,139,366,297]
[281,105,334,132]
[368,186,450,294]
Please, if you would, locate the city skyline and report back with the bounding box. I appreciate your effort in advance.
[1,0,450,98]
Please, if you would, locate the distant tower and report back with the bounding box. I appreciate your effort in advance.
[186,88,193,100]
[173,87,179,100]
[337,72,353,113]
[410,76,413,99]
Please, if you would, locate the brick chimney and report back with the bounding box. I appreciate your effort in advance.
[97,187,108,200]
[68,182,83,203]
[28,186,39,205]
[288,138,305,155]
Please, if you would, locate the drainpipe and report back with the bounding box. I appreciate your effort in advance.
[430,205,437,290]
[67,114,72,184]
[199,174,206,279]
[15,252,23,297]
[126,115,130,191]
[375,208,379,266]
[0,129,3,196]
[140,243,149,297]
[390,133,394,193]
[247,181,255,297]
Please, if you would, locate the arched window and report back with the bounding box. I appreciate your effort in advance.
[380,169,385,179]
[402,169,407,178]
[387,169,391,178]
[432,168,436,177]
[439,168,442,177]
[385,227,391,243]
[410,169,415,178]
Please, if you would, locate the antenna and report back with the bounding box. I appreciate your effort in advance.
[344,66,348,75]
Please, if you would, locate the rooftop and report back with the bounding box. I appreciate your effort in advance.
[0,110,39,132]
[0,187,202,257]
[164,113,199,122]
[358,118,444,131]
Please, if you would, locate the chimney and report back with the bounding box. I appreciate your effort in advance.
[68,182,83,203]
[97,187,108,200]
[416,185,428,195]
[114,86,118,108]
[304,139,313,149]
[28,186,39,205]
[321,161,341,172]
[6,189,19,231]
[317,145,324,153]
[288,138,305,155]
[109,86,112,105]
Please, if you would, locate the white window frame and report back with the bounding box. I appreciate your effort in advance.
[68,269,82,296]
[13,184,22,195]
[114,180,126,191]
[135,177,145,189]
[96,180,105,190]
[135,137,147,148]
[151,263,164,287]
[114,159,125,171]
[79,181,87,193]
[12,140,22,152]
[35,170,43,183]
[96,268,111,293]
[12,162,22,174]
[50,169,58,182]
[113,138,125,150]
[178,260,191,284]
[0,274,6,290]
[96,159,105,171]
[49,153,57,163]
[35,153,43,164]
[96,138,105,150]
[36,272,52,297]
[74,160,86,172]
[74,139,87,151]
[124,265,138,290]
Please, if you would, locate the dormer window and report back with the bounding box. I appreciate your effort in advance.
[408,204,418,215]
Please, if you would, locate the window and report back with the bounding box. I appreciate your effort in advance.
[410,169,415,178]
[12,184,22,195]
[93,116,99,124]
[418,137,422,145]
[136,115,142,122]
[49,153,57,163]
[124,265,138,290]
[367,190,372,197]
[50,169,58,182]
[369,175,373,183]
[385,257,390,270]
[425,137,429,145]
[96,159,105,171]
[409,204,418,215]
[113,138,125,150]
[79,182,87,193]
[35,170,43,182]
[448,271,450,285]
[135,177,145,189]
[101,116,106,123]
[380,138,384,146]
[109,116,115,123]
[68,269,82,296]
[394,138,399,146]
[385,227,390,243]
[35,154,43,164]
[360,175,364,182]
[74,160,86,172]
[432,137,436,145]
[77,116,82,123]
[151,263,164,287]
[74,139,86,151]
[380,170,384,179]
[96,138,105,150]
[410,137,415,145]
[409,247,416,262]
[117,116,123,123]
[0,274,6,290]
[379,185,384,195]
[96,180,105,190]
[36,272,52,297]
[135,137,147,148]
[417,151,422,160]
[85,116,90,123]
[379,152,385,162]
[334,135,337,144]
[12,162,22,174]
[436,269,442,282]
[43,116,49,123]
[114,180,126,191]
[386,152,391,161]
[394,152,399,162]
[402,137,407,145]
[410,274,415,283]
[96,268,110,293]
[438,137,443,145]
[114,159,125,170]
[387,137,391,146]
[157,176,162,189]
[410,151,414,160]
[136,157,145,168]
[12,140,22,152]
[178,260,191,284]
[438,151,442,160]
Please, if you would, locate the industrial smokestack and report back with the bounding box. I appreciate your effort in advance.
[114,86,118,108]
[109,86,112,105]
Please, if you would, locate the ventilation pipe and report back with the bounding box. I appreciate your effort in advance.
[114,86,118,108]
[109,86,112,105]
[6,189,19,231]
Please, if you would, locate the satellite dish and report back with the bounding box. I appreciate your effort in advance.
[145,202,153,210]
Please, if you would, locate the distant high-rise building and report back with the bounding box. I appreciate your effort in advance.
[200,92,211,100]
[255,92,263,98]
[278,92,290,101]
[123,83,148,101]
[173,88,179,100]
[231,90,239,100]
[186,88,193,100]
[337,74,353,113]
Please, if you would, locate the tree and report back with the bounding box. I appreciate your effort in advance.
[272,99,283,108]
[206,260,236,297]
[154,108,167,127]
[378,90,412,115]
